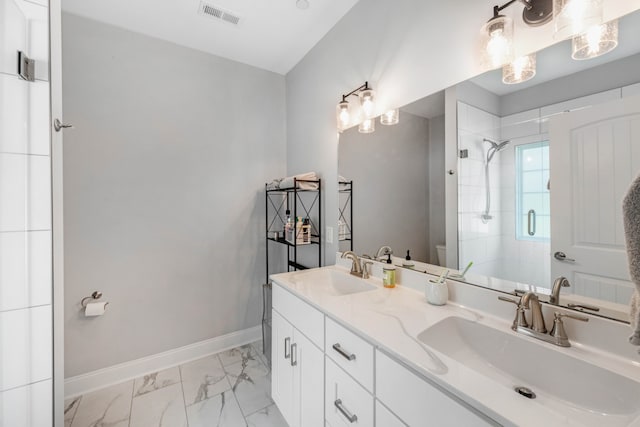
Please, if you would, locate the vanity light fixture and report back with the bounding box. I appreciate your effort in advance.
[359,118,375,134]
[380,109,400,126]
[571,19,618,60]
[337,81,377,133]
[553,0,603,40]
[336,100,351,133]
[502,53,537,84]
[481,0,553,69]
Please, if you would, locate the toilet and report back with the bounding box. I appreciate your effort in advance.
[436,245,446,267]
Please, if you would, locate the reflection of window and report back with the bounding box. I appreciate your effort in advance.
[516,141,550,241]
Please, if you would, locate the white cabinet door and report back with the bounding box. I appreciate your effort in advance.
[325,357,374,427]
[293,330,324,427]
[376,400,406,427]
[376,351,495,427]
[272,309,295,426]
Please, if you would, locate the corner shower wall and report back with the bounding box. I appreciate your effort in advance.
[0,0,53,425]
[457,101,504,278]
[499,110,551,288]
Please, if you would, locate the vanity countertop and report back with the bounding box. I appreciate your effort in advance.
[271,264,640,427]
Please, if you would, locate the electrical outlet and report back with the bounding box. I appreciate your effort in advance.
[326,226,334,244]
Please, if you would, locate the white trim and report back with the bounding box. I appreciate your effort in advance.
[64,325,262,398]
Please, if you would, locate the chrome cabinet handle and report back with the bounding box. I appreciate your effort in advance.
[54,119,74,132]
[334,399,358,423]
[554,251,575,262]
[332,343,356,361]
[284,337,290,359]
[290,343,297,367]
[527,209,536,236]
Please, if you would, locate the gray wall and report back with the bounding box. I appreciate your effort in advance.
[338,112,430,261]
[62,13,286,376]
[428,115,446,265]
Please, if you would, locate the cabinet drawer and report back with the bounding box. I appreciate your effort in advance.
[325,317,374,392]
[376,400,406,427]
[325,357,374,427]
[273,283,324,348]
[375,350,496,427]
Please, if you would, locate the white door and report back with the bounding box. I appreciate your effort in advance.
[271,310,295,425]
[293,330,324,427]
[549,95,640,304]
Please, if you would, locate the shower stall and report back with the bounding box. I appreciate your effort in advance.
[1,0,62,425]
[457,100,550,289]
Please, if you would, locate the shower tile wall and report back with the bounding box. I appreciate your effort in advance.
[499,109,550,288]
[0,0,52,425]
[457,102,503,278]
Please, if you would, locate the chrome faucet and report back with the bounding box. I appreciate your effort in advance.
[341,251,362,276]
[375,246,393,261]
[499,292,589,347]
[550,276,570,305]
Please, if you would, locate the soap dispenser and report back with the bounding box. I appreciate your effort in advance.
[402,250,415,269]
[383,254,397,288]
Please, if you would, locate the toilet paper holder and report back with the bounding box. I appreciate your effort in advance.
[81,291,109,308]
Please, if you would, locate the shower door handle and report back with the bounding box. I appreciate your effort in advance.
[527,210,536,236]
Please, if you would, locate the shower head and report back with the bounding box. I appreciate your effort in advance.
[484,138,510,163]
[483,138,510,151]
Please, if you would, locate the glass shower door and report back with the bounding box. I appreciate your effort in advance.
[0,0,53,425]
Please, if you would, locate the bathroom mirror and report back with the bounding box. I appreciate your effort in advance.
[338,8,640,323]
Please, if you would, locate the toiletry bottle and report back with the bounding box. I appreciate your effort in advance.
[295,217,305,244]
[403,250,415,269]
[383,254,397,288]
[285,210,292,243]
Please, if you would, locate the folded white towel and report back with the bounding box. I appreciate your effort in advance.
[280,172,318,190]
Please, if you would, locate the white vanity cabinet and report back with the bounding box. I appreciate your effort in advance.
[271,281,497,427]
[272,286,324,427]
[375,351,495,426]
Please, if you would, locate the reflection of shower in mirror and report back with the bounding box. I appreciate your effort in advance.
[481,138,510,224]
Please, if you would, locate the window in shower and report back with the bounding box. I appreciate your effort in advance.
[516,141,550,241]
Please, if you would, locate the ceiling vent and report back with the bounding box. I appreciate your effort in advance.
[198,2,241,26]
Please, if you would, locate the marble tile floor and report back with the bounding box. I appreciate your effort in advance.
[64,341,287,427]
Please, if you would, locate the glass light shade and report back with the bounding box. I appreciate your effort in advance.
[358,89,376,118]
[380,109,399,125]
[359,118,375,134]
[572,20,618,60]
[553,0,603,40]
[336,100,350,132]
[502,54,537,84]
[481,15,514,69]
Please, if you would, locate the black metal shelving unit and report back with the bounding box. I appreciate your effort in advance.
[262,178,322,365]
[339,180,353,251]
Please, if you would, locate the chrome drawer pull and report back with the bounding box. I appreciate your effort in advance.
[284,337,290,359]
[290,343,297,366]
[332,343,356,361]
[334,399,358,423]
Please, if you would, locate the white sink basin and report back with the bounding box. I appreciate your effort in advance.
[289,268,377,296]
[418,317,640,419]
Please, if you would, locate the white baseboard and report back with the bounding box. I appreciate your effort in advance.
[64,325,262,398]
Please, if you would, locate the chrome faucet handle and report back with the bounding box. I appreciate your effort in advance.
[498,296,519,304]
[361,261,373,279]
[549,312,589,347]
[498,296,529,330]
